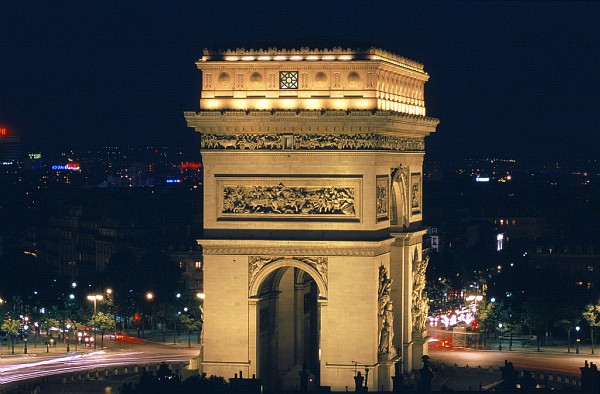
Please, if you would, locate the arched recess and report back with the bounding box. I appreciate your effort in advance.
[250,259,325,391]
[390,168,409,229]
[249,259,328,299]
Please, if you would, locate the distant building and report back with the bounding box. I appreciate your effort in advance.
[527,241,600,301]
[482,215,545,240]
[34,189,203,296]
[0,126,22,162]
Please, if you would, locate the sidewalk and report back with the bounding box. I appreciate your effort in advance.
[0,335,102,358]
[470,337,598,356]
[132,329,202,349]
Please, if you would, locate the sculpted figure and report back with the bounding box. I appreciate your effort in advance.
[411,256,430,332]
[378,265,395,356]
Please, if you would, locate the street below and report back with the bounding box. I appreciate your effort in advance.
[0,334,198,387]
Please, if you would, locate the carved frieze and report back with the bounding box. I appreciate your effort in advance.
[202,244,392,257]
[200,133,424,151]
[248,256,328,293]
[202,134,284,150]
[217,177,361,220]
[223,184,354,216]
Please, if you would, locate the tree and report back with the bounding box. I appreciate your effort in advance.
[582,304,600,355]
[552,302,582,353]
[43,317,60,339]
[178,314,201,348]
[523,300,554,346]
[475,300,495,345]
[1,318,20,354]
[88,311,116,348]
[554,319,574,353]
[65,319,83,350]
[102,248,140,328]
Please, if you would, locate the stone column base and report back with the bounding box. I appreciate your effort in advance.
[412,330,430,368]
[377,360,395,392]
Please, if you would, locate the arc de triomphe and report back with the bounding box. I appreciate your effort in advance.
[185,47,438,392]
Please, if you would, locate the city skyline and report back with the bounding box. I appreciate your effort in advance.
[1,1,599,161]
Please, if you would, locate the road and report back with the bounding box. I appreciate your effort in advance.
[0,335,198,386]
[430,345,592,377]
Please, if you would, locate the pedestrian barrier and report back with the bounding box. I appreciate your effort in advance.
[432,361,581,389]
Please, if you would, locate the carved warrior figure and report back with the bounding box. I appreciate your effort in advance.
[411,182,420,209]
[411,253,430,332]
[376,185,388,215]
[378,265,396,356]
[222,184,355,216]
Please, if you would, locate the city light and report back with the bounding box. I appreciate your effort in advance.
[87,294,103,315]
[51,163,80,171]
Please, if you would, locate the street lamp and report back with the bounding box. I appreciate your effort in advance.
[23,317,29,354]
[146,292,154,335]
[576,326,581,354]
[498,323,503,351]
[87,294,103,350]
[87,294,103,315]
[66,323,71,352]
[34,322,38,348]
[197,292,205,345]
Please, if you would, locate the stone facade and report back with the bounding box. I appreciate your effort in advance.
[186,47,438,391]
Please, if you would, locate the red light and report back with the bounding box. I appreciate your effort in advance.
[0,126,8,137]
[180,162,202,169]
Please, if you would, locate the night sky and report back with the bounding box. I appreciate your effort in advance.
[1,1,599,161]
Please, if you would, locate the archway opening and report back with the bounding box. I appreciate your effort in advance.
[256,266,320,392]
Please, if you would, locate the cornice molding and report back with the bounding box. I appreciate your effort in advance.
[185,110,439,137]
[198,238,395,257]
[200,47,425,73]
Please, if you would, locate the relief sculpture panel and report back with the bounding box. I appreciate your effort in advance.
[411,173,421,215]
[217,177,361,221]
[376,176,389,222]
[201,133,423,151]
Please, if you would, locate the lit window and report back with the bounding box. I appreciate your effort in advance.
[280,71,298,89]
[195,261,202,270]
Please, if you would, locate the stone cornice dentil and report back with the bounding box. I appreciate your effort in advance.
[184,109,439,137]
[198,238,396,257]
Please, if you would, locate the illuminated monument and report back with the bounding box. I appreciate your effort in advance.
[185,47,438,391]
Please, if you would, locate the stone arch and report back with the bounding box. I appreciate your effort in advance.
[251,259,324,391]
[250,258,328,299]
